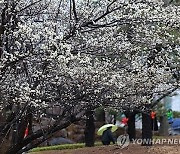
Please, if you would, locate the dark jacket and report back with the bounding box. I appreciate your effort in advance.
[101,129,115,145]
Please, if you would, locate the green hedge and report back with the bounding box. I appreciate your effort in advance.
[31,142,102,152]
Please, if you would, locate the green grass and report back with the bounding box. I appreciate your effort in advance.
[30,142,102,152]
[153,136,165,139]
[31,137,166,152]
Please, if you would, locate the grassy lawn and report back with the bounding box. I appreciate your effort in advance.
[30,136,178,153]
[30,142,102,153]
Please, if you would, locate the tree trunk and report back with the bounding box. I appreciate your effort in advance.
[142,113,152,146]
[0,105,15,154]
[127,113,136,141]
[84,109,95,147]
[7,115,80,154]
[113,114,116,125]
[102,109,105,124]
[125,111,136,141]
[159,116,169,136]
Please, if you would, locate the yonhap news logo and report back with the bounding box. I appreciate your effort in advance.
[117,135,180,148]
[117,135,130,149]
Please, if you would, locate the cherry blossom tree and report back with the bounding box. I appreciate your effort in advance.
[0,0,180,153]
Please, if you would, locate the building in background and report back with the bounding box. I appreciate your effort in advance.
[162,91,180,112]
[163,96,172,110]
[172,91,180,112]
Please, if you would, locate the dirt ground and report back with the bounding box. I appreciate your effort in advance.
[32,143,180,154]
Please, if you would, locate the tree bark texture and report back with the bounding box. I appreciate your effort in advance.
[142,113,152,146]
[85,109,95,147]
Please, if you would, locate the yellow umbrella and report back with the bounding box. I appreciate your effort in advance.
[97,124,118,136]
